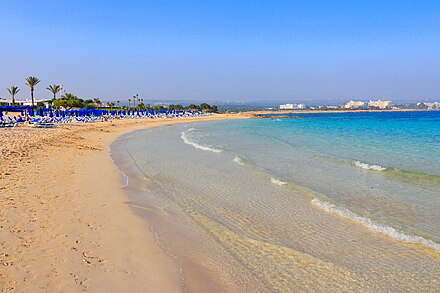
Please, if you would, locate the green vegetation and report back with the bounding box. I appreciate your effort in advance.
[97,103,219,112]
[7,85,20,106]
[167,103,218,112]
[52,93,96,109]
[25,76,41,106]
[46,84,61,100]
[3,74,220,113]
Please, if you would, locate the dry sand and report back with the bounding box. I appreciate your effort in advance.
[0,114,241,292]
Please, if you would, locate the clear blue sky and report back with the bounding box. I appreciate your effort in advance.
[0,0,439,102]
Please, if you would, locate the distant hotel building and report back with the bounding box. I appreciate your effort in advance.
[0,98,50,107]
[343,100,365,109]
[427,102,440,109]
[368,100,391,109]
[279,103,305,110]
[417,102,440,109]
[344,99,392,109]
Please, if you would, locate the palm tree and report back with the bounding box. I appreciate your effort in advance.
[25,76,41,106]
[128,98,131,109]
[46,84,61,100]
[93,98,101,107]
[7,86,20,106]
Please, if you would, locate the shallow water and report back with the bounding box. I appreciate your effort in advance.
[187,112,440,245]
[111,112,440,291]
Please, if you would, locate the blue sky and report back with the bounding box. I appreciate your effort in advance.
[0,0,439,102]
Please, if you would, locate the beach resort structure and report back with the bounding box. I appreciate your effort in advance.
[0,98,50,107]
[423,102,440,109]
[279,103,305,110]
[343,100,365,109]
[368,99,392,109]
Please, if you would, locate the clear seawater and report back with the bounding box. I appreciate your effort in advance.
[192,111,440,244]
[111,111,440,291]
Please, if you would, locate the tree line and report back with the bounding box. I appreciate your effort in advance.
[3,76,218,112]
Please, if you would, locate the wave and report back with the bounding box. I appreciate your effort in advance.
[233,156,245,165]
[353,161,387,171]
[352,160,440,187]
[311,197,440,252]
[386,168,440,187]
[271,178,287,186]
[181,129,223,153]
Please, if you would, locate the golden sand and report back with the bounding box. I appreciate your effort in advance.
[0,114,239,292]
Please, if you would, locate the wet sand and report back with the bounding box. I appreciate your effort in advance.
[0,114,239,292]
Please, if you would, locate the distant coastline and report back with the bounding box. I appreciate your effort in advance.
[248,108,440,117]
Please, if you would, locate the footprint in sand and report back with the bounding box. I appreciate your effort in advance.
[87,223,103,230]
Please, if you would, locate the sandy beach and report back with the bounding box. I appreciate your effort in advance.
[0,114,240,292]
[3,1,440,291]
[2,111,440,292]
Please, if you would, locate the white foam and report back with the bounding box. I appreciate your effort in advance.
[120,171,129,188]
[233,156,245,165]
[181,129,223,153]
[353,161,386,171]
[311,197,440,252]
[271,178,288,186]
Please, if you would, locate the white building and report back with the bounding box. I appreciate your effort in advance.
[424,102,440,109]
[279,103,305,110]
[13,99,51,107]
[368,100,391,109]
[343,100,365,109]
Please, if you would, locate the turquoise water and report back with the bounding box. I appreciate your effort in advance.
[111,111,440,291]
[184,111,440,244]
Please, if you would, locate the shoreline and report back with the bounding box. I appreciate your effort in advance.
[109,126,268,292]
[0,114,240,292]
[105,118,440,291]
[2,111,439,291]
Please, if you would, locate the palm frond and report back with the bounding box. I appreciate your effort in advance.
[46,84,61,95]
[7,86,20,95]
[25,76,41,88]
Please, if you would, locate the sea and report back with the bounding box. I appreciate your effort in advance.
[111,111,440,292]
